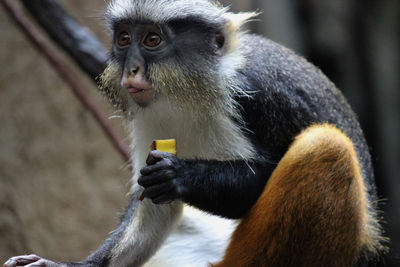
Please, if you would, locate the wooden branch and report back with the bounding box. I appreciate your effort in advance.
[1,0,131,163]
[20,0,108,80]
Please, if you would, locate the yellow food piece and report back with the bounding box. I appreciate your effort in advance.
[151,139,177,155]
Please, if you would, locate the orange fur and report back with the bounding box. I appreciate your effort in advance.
[213,124,370,267]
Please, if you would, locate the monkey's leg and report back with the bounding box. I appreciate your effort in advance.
[214,124,377,267]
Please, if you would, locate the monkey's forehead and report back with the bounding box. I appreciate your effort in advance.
[106,0,227,25]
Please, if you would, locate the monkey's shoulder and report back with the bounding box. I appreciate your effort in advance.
[235,33,358,127]
[238,34,334,96]
[232,34,368,161]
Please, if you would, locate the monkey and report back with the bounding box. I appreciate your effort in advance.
[4,0,387,266]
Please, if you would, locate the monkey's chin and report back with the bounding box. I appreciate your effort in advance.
[127,88,155,107]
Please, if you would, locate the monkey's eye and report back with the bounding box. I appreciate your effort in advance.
[142,32,163,50]
[117,32,131,47]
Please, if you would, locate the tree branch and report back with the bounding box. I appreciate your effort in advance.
[20,0,108,80]
[0,0,131,163]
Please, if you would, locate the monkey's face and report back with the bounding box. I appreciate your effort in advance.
[99,18,227,115]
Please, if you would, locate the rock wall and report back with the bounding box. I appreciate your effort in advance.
[0,1,130,263]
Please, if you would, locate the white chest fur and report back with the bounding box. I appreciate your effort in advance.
[129,98,256,182]
[144,206,238,267]
[126,99,252,266]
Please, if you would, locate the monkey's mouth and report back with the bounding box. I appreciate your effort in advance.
[126,86,155,107]
[127,87,148,94]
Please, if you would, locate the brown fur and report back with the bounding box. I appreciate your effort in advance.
[213,124,372,267]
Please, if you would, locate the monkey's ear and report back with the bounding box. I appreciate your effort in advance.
[222,11,259,32]
[213,30,225,56]
[221,11,259,53]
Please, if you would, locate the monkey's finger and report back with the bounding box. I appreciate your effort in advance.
[27,258,58,267]
[145,153,160,165]
[149,150,174,161]
[138,170,176,187]
[146,150,173,165]
[3,258,16,267]
[25,263,48,267]
[4,255,41,267]
[141,182,175,200]
[141,159,175,175]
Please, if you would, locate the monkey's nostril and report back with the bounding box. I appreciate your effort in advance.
[130,66,140,75]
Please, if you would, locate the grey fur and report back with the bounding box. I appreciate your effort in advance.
[106,0,227,25]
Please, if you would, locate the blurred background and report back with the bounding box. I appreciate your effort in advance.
[0,0,398,265]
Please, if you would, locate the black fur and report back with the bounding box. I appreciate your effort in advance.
[110,17,224,75]
[236,34,375,199]
[139,150,276,219]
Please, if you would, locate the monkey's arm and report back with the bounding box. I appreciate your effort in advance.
[3,205,131,267]
[4,188,183,267]
[139,150,276,219]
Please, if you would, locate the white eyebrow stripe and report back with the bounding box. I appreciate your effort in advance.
[106,0,227,25]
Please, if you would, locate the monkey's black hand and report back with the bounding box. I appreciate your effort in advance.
[138,150,188,204]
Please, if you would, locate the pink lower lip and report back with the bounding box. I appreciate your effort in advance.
[127,87,146,94]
